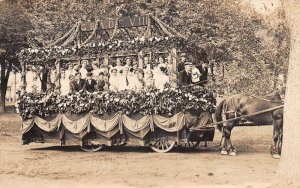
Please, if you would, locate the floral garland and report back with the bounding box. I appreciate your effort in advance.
[17,36,191,64]
[16,85,216,119]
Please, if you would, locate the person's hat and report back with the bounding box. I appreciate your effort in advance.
[125,56,132,60]
[110,68,117,73]
[69,74,75,79]
[184,61,193,66]
[86,72,93,77]
[180,52,187,57]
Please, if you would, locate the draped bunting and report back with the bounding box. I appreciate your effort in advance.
[21,118,35,134]
[61,114,90,134]
[197,112,213,127]
[122,115,153,132]
[34,115,62,132]
[90,112,121,132]
[153,113,185,132]
[21,112,213,144]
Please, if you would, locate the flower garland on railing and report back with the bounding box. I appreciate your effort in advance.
[17,36,188,64]
[16,85,216,119]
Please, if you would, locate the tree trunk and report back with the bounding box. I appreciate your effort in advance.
[0,56,7,113]
[271,1,300,187]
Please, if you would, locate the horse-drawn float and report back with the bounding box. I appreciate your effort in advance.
[19,97,215,153]
[16,15,216,153]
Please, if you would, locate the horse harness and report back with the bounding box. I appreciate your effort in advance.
[222,97,242,123]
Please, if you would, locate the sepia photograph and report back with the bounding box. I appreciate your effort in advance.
[0,0,299,187]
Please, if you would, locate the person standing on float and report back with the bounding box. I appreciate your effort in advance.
[178,60,193,86]
[177,52,187,72]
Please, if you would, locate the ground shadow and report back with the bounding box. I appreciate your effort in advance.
[29,142,221,154]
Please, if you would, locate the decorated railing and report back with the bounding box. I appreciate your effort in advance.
[16,85,216,120]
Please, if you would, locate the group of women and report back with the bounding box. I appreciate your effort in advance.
[63,55,174,94]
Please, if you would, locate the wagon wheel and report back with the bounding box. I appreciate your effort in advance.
[150,140,176,153]
[80,140,104,152]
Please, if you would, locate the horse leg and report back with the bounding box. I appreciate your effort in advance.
[220,129,228,155]
[271,117,283,159]
[225,121,237,156]
[220,122,236,156]
[278,127,283,155]
[220,113,229,155]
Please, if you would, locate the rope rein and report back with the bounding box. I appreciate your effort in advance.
[215,105,284,127]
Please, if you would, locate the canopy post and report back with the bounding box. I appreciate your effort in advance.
[55,59,61,94]
[21,61,26,94]
[103,54,109,90]
[138,50,144,69]
[171,48,177,87]
[77,22,82,48]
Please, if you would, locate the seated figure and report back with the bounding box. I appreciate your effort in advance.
[153,67,169,91]
[109,68,119,91]
[84,72,97,93]
[118,66,131,91]
[144,69,155,89]
[70,72,85,92]
[97,72,106,92]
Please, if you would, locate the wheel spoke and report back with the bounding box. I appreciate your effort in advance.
[165,141,170,148]
[150,139,175,153]
[161,141,165,150]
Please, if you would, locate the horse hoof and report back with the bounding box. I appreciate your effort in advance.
[272,154,281,159]
[221,150,228,155]
[229,151,237,156]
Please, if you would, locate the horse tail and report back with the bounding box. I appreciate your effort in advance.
[215,99,225,132]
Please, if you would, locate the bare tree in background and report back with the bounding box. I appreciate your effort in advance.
[272,1,300,187]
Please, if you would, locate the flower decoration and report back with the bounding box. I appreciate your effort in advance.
[17,36,193,64]
[17,85,216,119]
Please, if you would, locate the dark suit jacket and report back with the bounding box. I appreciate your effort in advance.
[199,65,208,83]
[177,61,185,72]
[70,79,85,92]
[97,80,105,91]
[178,70,192,86]
[84,79,97,92]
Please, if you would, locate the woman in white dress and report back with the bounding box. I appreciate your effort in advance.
[109,68,119,91]
[113,58,124,73]
[153,67,169,91]
[129,70,144,91]
[144,69,155,89]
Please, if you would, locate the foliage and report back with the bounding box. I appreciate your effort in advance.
[16,85,216,119]
[0,0,32,112]
[18,36,186,63]
[0,0,290,98]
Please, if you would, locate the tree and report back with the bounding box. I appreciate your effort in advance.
[0,0,32,112]
[271,1,300,187]
[19,0,283,95]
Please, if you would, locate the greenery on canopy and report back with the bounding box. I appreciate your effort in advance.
[0,0,290,104]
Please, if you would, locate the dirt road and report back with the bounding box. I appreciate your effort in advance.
[0,113,278,188]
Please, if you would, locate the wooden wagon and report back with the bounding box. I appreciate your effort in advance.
[17,15,215,153]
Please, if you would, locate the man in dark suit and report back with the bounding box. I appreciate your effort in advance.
[178,61,193,86]
[71,72,85,92]
[177,52,187,72]
[97,72,106,92]
[84,72,97,93]
[197,61,209,86]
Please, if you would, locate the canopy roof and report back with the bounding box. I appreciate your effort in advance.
[18,15,207,65]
